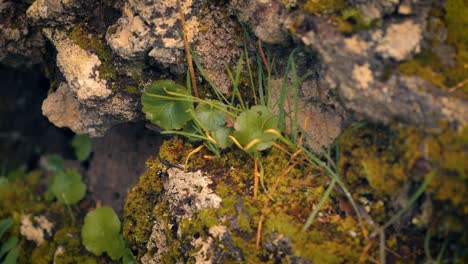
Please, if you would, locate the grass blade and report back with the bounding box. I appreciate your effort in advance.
[303,178,336,230]
[382,171,436,230]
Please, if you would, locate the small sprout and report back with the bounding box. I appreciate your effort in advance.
[81,206,126,260]
[71,135,93,162]
[142,80,193,130]
[49,168,86,205]
[233,105,279,152]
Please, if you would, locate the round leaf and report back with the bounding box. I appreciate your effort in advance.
[212,127,233,149]
[142,80,192,130]
[195,103,228,131]
[50,168,86,205]
[71,135,93,161]
[81,206,126,260]
[233,105,278,152]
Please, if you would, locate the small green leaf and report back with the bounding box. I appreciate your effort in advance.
[0,218,13,240]
[0,237,18,259]
[2,247,19,264]
[71,135,93,162]
[50,168,86,205]
[82,206,126,260]
[195,103,228,131]
[195,103,233,149]
[142,80,193,130]
[212,127,233,149]
[233,105,278,152]
[44,154,65,172]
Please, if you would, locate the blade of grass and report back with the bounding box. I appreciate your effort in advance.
[278,49,298,131]
[191,50,229,104]
[256,53,266,105]
[225,56,246,111]
[244,47,257,105]
[303,177,336,230]
[382,171,436,230]
[290,55,299,144]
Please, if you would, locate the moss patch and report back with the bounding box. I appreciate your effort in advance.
[0,169,105,263]
[339,123,468,260]
[398,0,468,98]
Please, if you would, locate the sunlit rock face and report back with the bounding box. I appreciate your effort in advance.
[5,0,466,136]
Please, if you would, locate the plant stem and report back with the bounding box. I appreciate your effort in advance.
[177,0,198,98]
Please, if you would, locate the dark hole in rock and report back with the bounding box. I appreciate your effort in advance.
[0,65,74,171]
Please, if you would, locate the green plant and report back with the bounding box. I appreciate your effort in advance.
[49,168,86,205]
[71,135,93,162]
[44,155,86,206]
[0,218,19,264]
[141,47,363,246]
[81,206,135,263]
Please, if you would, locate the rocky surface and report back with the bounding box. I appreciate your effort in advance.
[1,0,466,138]
[141,167,226,264]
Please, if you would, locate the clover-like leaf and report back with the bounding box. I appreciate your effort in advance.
[233,105,278,152]
[50,168,86,205]
[82,206,126,260]
[71,135,93,162]
[142,80,193,130]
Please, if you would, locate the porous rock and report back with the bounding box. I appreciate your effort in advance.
[141,168,227,264]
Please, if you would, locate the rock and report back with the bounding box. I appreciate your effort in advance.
[141,168,226,264]
[107,1,244,93]
[0,0,45,67]
[41,28,140,136]
[42,82,139,136]
[375,20,422,61]
[286,9,468,128]
[230,0,288,44]
[26,0,86,26]
[270,79,346,152]
[43,28,112,103]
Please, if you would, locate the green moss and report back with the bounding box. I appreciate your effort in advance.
[68,25,117,83]
[123,156,164,256]
[123,85,140,94]
[340,123,468,259]
[53,227,101,264]
[0,168,109,263]
[398,0,468,98]
[302,0,346,14]
[264,212,362,263]
[337,8,382,34]
[0,170,45,234]
[125,136,375,262]
[30,242,55,264]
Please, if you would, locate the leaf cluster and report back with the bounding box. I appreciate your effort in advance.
[141,79,280,155]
